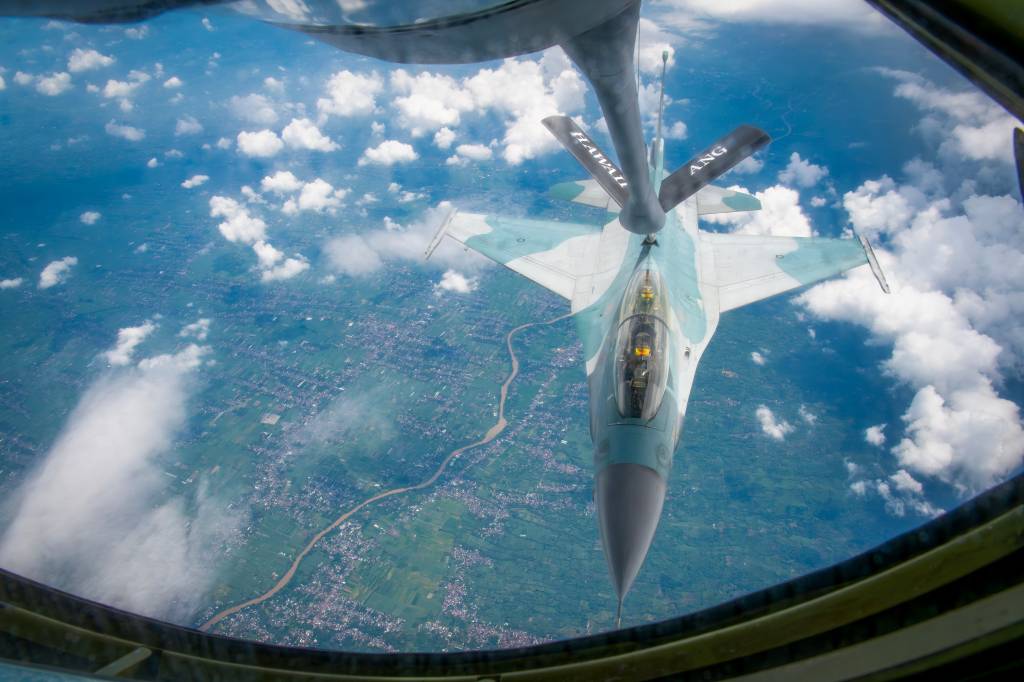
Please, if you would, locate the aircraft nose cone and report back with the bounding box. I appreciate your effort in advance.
[595,463,667,602]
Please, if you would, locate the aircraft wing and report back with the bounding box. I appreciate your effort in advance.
[429,211,602,301]
[699,231,872,312]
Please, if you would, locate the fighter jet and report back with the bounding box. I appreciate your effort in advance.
[427,52,890,624]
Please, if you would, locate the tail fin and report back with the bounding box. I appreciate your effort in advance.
[659,125,771,212]
[542,116,629,209]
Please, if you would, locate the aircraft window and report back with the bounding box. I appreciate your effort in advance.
[614,268,670,420]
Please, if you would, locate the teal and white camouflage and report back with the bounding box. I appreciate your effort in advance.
[427,74,888,628]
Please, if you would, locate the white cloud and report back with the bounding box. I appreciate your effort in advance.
[0,343,238,621]
[434,269,478,294]
[229,93,277,125]
[358,140,418,166]
[281,117,339,152]
[202,17,213,31]
[146,157,159,168]
[165,149,184,159]
[236,129,283,157]
[703,184,813,237]
[181,174,209,189]
[810,196,827,207]
[434,127,455,149]
[756,405,793,440]
[101,78,140,99]
[879,69,1018,164]
[798,404,817,425]
[252,240,282,268]
[258,171,299,195]
[105,120,145,141]
[865,424,886,447]
[124,25,149,39]
[659,0,888,32]
[103,321,156,366]
[732,156,764,174]
[317,70,383,119]
[14,71,33,86]
[163,76,183,88]
[260,256,309,282]
[0,278,24,289]
[665,121,688,140]
[79,211,101,225]
[67,48,113,73]
[282,178,348,214]
[215,137,232,150]
[387,51,586,164]
[36,72,72,96]
[778,152,829,188]
[260,170,302,194]
[175,115,203,136]
[798,171,1024,493]
[179,318,210,341]
[750,351,765,365]
[322,234,384,277]
[0,75,5,91]
[889,469,923,495]
[38,256,78,289]
[209,196,266,243]
[453,143,492,162]
[263,76,283,93]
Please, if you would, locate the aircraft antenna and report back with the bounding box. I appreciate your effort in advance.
[655,49,668,146]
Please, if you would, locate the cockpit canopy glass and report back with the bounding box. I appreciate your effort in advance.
[614,267,670,421]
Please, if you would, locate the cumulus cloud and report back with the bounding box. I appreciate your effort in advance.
[322,234,384,277]
[209,196,266,243]
[67,48,113,73]
[778,152,829,188]
[798,166,1024,494]
[237,129,283,157]
[703,184,813,237]
[865,424,886,446]
[36,72,72,96]
[0,75,5,91]
[756,406,793,440]
[181,174,209,189]
[387,49,586,164]
[229,93,277,125]
[105,120,145,141]
[637,18,677,74]
[750,351,765,365]
[358,140,418,166]
[453,143,492,162]
[434,269,478,294]
[434,127,456,149]
[281,117,339,152]
[665,121,688,140]
[0,278,24,289]
[146,157,159,168]
[878,69,1018,164]
[798,404,817,425]
[260,170,302,194]
[163,76,182,88]
[103,320,156,366]
[79,211,101,225]
[260,255,309,282]
[317,70,383,119]
[732,156,764,174]
[0,343,238,621]
[179,318,210,341]
[281,178,349,215]
[38,256,77,289]
[14,71,33,86]
[175,115,203,136]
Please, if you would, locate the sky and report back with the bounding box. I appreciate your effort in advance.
[0,0,1022,623]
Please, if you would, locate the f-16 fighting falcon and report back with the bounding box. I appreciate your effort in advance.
[428,49,890,627]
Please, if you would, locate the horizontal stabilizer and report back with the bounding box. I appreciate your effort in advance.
[550,178,616,211]
[542,115,629,209]
[659,125,771,212]
[696,185,761,216]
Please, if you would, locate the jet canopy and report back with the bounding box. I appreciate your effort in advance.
[613,266,670,421]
